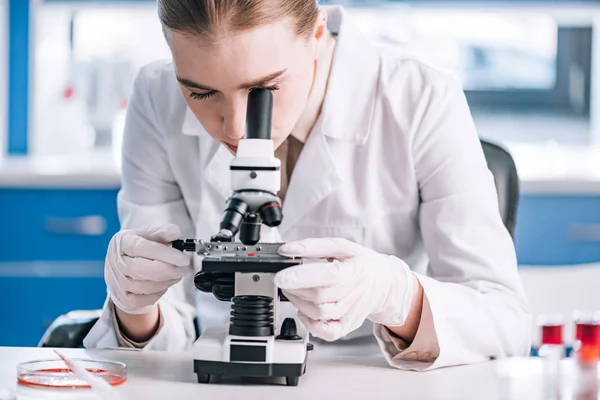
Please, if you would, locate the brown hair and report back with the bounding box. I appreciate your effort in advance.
[157,0,319,39]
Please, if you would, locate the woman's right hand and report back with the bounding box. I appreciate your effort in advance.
[105,223,191,316]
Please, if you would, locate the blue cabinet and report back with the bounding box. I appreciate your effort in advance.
[0,188,119,346]
[0,262,106,346]
[0,188,120,261]
[515,194,600,265]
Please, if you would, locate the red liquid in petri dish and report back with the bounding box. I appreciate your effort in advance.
[17,367,126,389]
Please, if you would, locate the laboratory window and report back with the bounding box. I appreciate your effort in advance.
[30,2,170,158]
[341,3,592,147]
[28,0,595,157]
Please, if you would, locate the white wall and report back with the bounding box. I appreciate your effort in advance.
[520,263,600,346]
[0,0,7,157]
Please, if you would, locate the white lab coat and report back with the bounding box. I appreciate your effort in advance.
[84,6,531,370]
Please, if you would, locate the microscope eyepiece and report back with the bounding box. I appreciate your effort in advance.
[259,201,283,227]
[245,88,273,140]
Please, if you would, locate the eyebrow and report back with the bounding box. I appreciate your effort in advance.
[177,69,288,91]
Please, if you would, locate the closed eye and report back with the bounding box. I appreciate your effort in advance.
[189,91,215,100]
[188,85,280,101]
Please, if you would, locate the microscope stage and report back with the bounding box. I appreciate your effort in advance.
[202,256,301,273]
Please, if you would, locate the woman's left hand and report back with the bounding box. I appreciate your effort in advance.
[275,238,417,341]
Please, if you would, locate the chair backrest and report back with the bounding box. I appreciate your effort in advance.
[38,310,103,348]
[480,139,519,238]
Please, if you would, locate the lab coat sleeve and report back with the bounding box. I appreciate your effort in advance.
[83,65,198,351]
[373,69,531,370]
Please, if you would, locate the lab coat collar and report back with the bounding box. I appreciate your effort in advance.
[181,107,209,137]
[277,119,343,235]
[318,5,380,145]
[180,5,380,145]
[203,139,234,201]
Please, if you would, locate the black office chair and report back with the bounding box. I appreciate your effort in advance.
[480,139,520,238]
[38,310,103,348]
[38,139,519,348]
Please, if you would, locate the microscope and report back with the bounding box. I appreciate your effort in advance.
[173,88,312,386]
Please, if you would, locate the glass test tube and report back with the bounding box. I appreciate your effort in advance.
[575,322,600,367]
[573,313,600,400]
[537,314,564,400]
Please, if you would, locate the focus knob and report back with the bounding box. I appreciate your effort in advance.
[276,318,301,340]
[194,272,234,301]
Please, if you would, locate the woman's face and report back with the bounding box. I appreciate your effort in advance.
[168,14,326,153]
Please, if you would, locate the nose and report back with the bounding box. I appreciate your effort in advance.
[222,97,246,141]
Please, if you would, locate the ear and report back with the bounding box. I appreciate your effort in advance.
[312,9,329,59]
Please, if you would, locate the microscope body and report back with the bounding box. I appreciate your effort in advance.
[173,89,311,386]
[176,240,311,386]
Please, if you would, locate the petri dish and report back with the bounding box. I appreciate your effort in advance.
[17,358,127,389]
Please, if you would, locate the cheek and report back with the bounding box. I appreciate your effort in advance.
[271,67,314,135]
[272,91,301,123]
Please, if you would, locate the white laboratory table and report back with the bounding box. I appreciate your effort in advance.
[0,343,593,400]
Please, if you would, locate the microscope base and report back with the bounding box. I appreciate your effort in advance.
[193,358,307,386]
[192,324,311,386]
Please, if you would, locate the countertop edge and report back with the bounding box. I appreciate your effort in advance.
[0,175,122,189]
[0,174,600,195]
[2,175,600,194]
[519,179,600,195]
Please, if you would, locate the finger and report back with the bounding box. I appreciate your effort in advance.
[111,261,181,295]
[281,281,356,303]
[107,266,169,312]
[278,237,372,259]
[120,290,167,311]
[123,278,180,295]
[299,312,367,342]
[283,292,327,321]
[274,259,359,290]
[120,230,190,267]
[121,256,189,281]
[284,288,363,321]
[136,223,182,243]
[297,311,313,332]
[299,313,344,342]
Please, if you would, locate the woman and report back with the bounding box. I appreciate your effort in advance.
[84,0,531,371]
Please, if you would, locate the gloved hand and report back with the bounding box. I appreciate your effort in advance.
[105,223,191,315]
[274,238,415,341]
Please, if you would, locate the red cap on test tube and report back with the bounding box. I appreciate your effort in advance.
[579,323,600,346]
[542,324,563,345]
[537,314,564,346]
[573,311,597,341]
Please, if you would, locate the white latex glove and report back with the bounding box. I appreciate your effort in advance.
[274,238,415,341]
[105,223,191,315]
